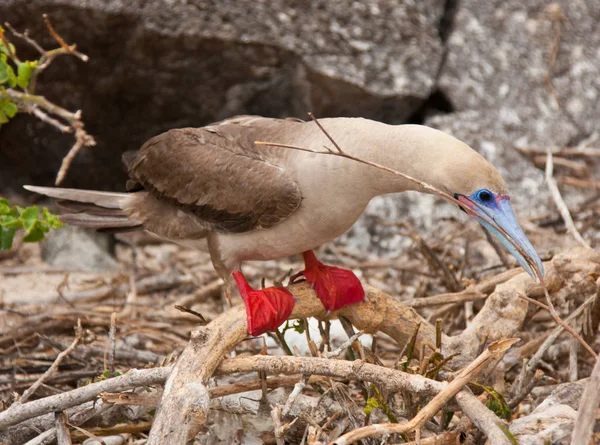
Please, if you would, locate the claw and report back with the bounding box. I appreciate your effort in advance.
[294,251,365,312]
[232,271,296,336]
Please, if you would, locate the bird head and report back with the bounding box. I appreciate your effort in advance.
[453,187,544,281]
[437,142,544,281]
[400,125,544,281]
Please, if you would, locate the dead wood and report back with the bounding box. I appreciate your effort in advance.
[147,248,600,444]
[2,248,599,444]
[571,354,600,444]
[333,339,518,444]
[146,281,441,444]
[0,368,170,430]
[3,273,192,305]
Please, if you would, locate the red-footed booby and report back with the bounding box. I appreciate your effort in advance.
[25,116,543,336]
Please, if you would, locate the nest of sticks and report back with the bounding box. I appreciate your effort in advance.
[1,226,599,445]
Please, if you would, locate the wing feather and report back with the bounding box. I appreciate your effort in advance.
[125,117,304,233]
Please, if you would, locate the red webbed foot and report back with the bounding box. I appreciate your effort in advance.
[233,271,295,336]
[289,250,365,312]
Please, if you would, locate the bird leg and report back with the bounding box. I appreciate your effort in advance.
[232,271,296,336]
[289,250,365,312]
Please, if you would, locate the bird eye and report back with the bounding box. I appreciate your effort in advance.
[477,189,493,202]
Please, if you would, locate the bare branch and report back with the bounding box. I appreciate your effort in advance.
[43,14,88,62]
[332,338,518,444]
[571,354,600,444]
[527,292,599,372]
[4,22,45,54]
[545,150,591,249]
[0,367,171,430]
[55,120,97,185]
[455,390,515,445]
[217,355,445,395]
[307,112,345,153]
[54,412,71,445]
[17,320,83,404]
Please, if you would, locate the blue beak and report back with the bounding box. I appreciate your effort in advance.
[458,195,544,281]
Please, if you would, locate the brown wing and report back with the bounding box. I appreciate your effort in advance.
[123,117,304,233]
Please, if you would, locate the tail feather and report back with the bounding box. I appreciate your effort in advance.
[57,200,125,217]
[59,213,139,228]
[24,185,143,233]
[23,185,126,209]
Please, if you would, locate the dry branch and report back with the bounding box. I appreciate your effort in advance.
[144,248,599,443]
[146,282,440,444]
[2,249,598,443]
[571,354,600,444]
[333,338,518,444]
[217,355,513,444]
[0,367,170,430]
[0,400,110,445]
[217,355,445,395]
[4,272,192,305]
[454,390,514,445]
[545,150,591,249]
[16,320,83,404]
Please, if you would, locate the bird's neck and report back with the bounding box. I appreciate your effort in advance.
[317,119,439,198]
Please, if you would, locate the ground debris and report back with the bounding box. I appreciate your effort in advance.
[0,223,599,445]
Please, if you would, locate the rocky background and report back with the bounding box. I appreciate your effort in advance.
[1,0,598,255]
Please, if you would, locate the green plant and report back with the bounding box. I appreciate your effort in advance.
[0,18,95,185]
[0,31,37,124]
[0,198,64,249]
[363,385,398,423]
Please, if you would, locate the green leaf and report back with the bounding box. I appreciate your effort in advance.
[0,58,8,84]
[363,397,380,416]
[0,109,7,124]
[43,207,65,229]
[482,386,512,420]
[18,206,39,231]
[0,199,64,248]
[0,40,16,58]
[0,58,16,88]
[0,226,16,250]
[7,63,16,88]
[0,214,22,228]
[0,100,17,118]
[23,225,45,243]
[16,61,37,88]
[0,198,12,215]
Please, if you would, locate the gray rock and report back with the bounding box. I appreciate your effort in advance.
[0,0,446,192]
[41,225,119,272]
[427,0,600,217]
[438,0,600,137]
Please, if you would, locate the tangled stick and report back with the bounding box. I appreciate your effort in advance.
[146,283,437,444]
[333,338,518,444]
[146,248,599,444]
[2,250,596,442]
